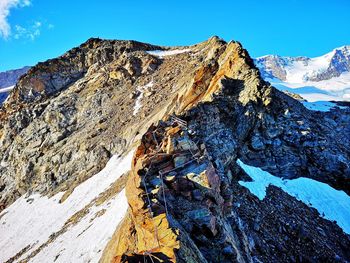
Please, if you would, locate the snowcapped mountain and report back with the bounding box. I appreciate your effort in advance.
[255,46,350,101]
[0,66,30,103]
[0,66,30,88]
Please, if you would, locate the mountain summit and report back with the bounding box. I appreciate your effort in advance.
[0,37,349,263]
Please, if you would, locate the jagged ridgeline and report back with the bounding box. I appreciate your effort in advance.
[0,37,349,263]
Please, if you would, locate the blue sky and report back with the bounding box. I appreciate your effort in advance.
[0,0,349,71]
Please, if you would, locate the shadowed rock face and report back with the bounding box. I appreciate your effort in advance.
[105,116,350,262]
[1,37,349,262]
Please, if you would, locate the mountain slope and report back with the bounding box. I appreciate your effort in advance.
[0,38,349,263]
[255,46,350,101]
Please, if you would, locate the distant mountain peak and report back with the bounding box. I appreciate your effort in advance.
[255,46,350,101]
[0,66,30,104]
[0,66,30,88]
[256,46,350,81]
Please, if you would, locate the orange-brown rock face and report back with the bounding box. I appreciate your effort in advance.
[102,118,234,262]
[177,62,219,113]
[173,40,266,117]
[105,125,182,262]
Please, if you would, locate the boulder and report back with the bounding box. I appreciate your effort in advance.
[186,208,217,236]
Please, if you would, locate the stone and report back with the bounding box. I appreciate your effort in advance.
[166,126,181,136]
[164,175,176,183]
[150,178,161,188]
[186,172,210,188]
[150,188,160,195]
[222,246,235,256]
[251,135,265,151]
[186,208,217,236]
[266,127,282,138]
[109,71,122,80]
[158,161,174,174]
[170,177,194,192]
[205,163,221,191]
[176,137,198,152]
[192,189,204,201]
[166,136,175,154]
[180,191,192,200]
[173,155,189,167]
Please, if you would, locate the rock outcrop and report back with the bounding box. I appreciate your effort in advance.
[1,37,349,262]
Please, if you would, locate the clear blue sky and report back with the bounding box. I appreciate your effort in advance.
[0,0,349,71]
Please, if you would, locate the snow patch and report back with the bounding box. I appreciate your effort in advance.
[147,49,191,57]
[302,101,347,112]
[0,85,14,93]
[237,159,350,235]
[133,81,153,116]
[0,151,134,263]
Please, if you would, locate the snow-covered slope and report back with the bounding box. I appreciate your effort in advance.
[255,46,350,102]
[0,151,133,263]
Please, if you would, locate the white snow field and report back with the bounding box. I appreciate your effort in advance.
[269,73,350,102]
[0,151,134,263]
[237,159,350,235]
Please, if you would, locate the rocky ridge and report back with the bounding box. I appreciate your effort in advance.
[99,39,350,262]
[0,37,349,262]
